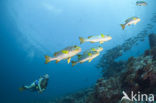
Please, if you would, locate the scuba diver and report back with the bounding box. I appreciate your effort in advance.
[19,74,49,93]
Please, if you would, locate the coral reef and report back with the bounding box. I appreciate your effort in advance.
[45,33,156,103]
[93,34,156,103]
[46,88,95,103]
[101,61,126,78]
[40,11,156,102]
[94,50,156,103]
[48,48,156,103]
[95,77,121,103]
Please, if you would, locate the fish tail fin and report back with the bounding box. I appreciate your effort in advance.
[45,55,51,64]
[71,61,77,67]
[120,24,125,30]
[19,86,26,92]
[79,37,85,44]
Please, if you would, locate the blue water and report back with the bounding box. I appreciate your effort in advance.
[0,0,156,103]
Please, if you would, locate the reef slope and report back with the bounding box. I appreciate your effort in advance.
[44,34,156,103]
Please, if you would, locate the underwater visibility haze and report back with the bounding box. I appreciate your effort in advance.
[0,0,156,103]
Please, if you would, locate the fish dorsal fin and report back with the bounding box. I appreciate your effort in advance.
[62,50,69,54]
[88,53,92,56]
[91,48,96,51]
[89,58,93,62]
[77,55,82,59]
[101,34,105,38]
[67,57,71,64]
[125,17,132,22]
[88,36,93,39]
[54,52,58,56]
[133,17,137,20]
[125,19,129,23]
[90,41,95,43]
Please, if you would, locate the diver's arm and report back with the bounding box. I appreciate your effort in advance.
[38,78,43,92]
[38,84,42,92]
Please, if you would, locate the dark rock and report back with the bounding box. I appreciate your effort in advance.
[149,34,156,49]
[151,47,156,60]
[45,47,156,103]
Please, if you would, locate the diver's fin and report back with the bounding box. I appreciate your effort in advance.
[100,41,104,44]
[89,59,93,62]
[120,24,125,30]
[45,55,51,64]
[71,61,77,67]
[79,37,85,44]
[62,50,69,54]
[56,60,60,64]
[19,86,26,92]
[67,57,71,64]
